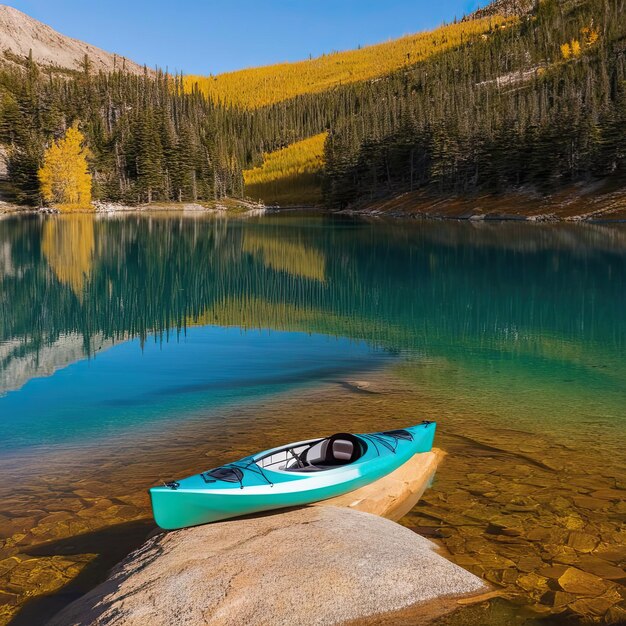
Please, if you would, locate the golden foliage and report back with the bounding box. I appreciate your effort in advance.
[38,126,93,211]
[185,16,513,109]
[243,133,326,205]
[562,25,599,61]
[242,232,326,282]
[561,42,572,59]
[581,25,599,47]
[41,215,95,296]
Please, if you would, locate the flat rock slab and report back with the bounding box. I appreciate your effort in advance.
[50,506,487,626]
[318,449,445,521]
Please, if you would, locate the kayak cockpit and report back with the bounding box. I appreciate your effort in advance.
[256,432,365,473]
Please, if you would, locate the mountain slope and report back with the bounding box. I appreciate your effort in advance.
[322,0,625,208]
[0,4,147,74]
[468,0,536,19]
[0,0,622,215]
[184,15,514,109]
[243,133,327,205]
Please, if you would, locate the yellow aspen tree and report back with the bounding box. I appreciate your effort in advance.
[561,43,572,59]
[581,26,599,47]
[571,39,582,57]
[586,29,599,46]
[38,126,93,211]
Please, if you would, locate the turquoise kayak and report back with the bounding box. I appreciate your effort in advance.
[150,421,436,530]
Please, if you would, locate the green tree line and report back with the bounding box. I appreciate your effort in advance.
[0,59,244,205]
[322,0,626,206]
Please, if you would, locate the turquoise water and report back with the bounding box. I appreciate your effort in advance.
[0,326,387,450]
[0,214,624,449]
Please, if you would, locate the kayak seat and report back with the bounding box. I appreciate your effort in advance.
[296,433,364,469]
[303,439,329,465]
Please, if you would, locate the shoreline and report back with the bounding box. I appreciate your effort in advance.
[337,185,626,223]
[2,186,626,223]
[0,198,267,218]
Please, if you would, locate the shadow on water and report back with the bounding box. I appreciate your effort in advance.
[8,519,155,626]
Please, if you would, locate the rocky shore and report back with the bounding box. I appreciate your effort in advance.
[0,198,267,217]
[91,198,266,216]
[49,450,491,626]
[3,187,625,222]
[340,186,626,223]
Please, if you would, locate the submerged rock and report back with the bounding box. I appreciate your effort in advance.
[49,506,487,626]
[604,604,626,625]
[576,555,626,581]
[566,530,599,553]
[554,567,607,596]
[539,589,576,609]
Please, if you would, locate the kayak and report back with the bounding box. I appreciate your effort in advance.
[150,420,436,530]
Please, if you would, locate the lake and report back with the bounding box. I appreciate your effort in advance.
[0,212,624,625]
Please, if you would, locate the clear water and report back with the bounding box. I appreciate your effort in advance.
[0,326,386,449]
[0,213,624,625]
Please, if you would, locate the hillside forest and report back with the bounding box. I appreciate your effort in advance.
[0,0,624,210]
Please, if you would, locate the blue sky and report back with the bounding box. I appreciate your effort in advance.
[10,1,482,75]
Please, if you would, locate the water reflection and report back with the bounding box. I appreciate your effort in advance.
[1,215,624,398]
[242,229,326,281]
[41,215,95,297]
[1,214,625,443]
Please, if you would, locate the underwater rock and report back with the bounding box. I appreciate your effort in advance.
[566,531,598,553]
[554,567,607,596]
[485,521,522,537]
[0,589,18,605]
[484,568,518,586]
[572,495,610,510]
[538,564,569,579]
[568,594,620,618]
[604,604,626,625]
[516,572,549,594]
[516,555,544,573]
[576,556,626,581]
[589,488,624,501]
[539,589,576,609]
[544,544,579,565]
[593,545,626,564]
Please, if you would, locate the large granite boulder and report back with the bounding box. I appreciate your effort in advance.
[50,450,488,625]
[50,506,487,626]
